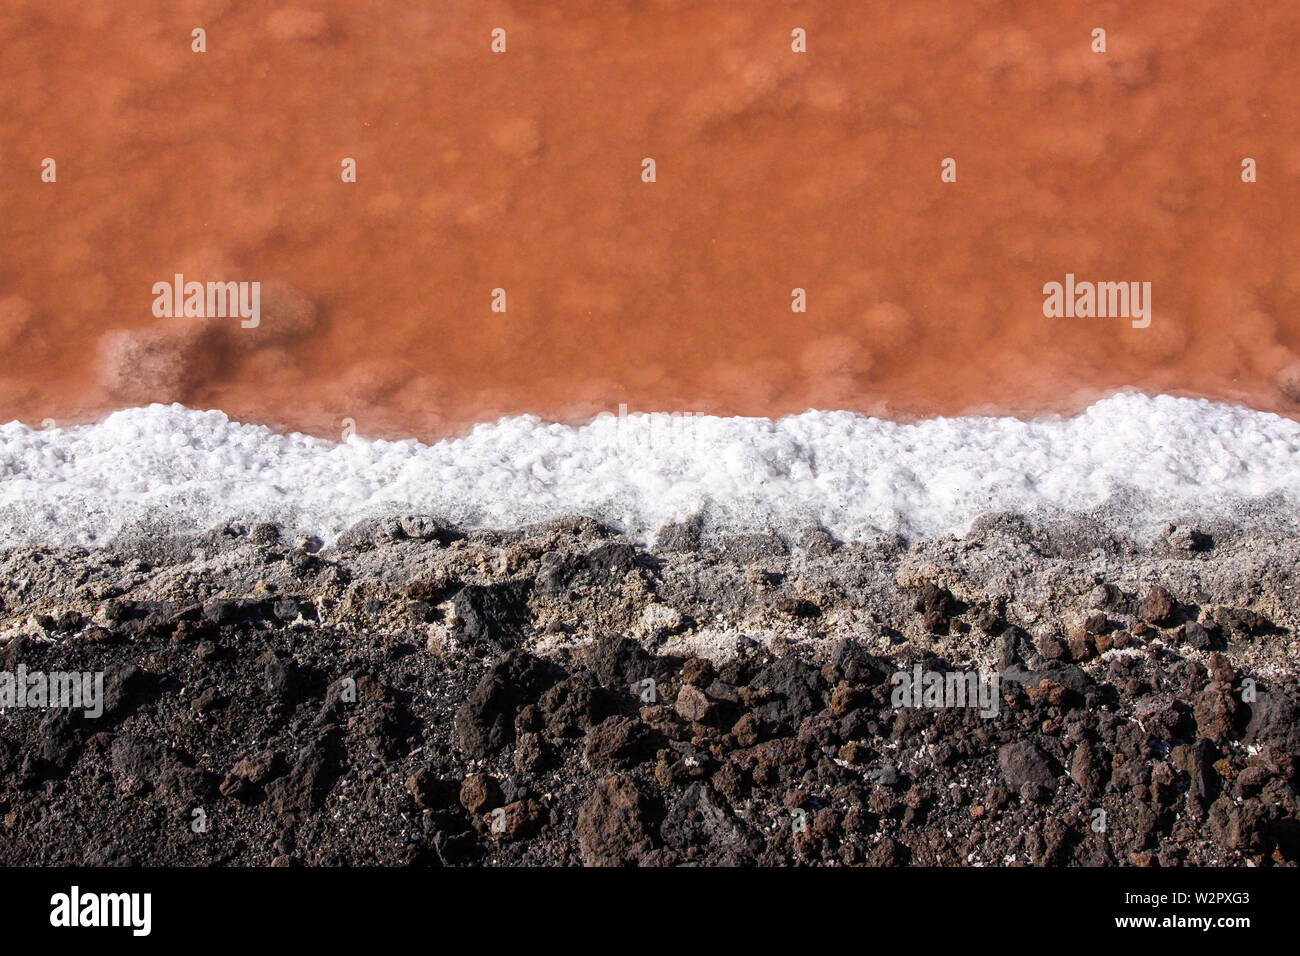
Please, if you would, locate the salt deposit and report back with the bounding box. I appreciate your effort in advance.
[1,392,1298,547]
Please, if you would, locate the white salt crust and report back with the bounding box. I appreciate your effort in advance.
[1,393,1298,547]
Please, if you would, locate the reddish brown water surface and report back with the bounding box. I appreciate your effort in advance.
[3,1,1300,438]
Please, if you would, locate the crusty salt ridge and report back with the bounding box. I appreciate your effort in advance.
[1,392,1300,548]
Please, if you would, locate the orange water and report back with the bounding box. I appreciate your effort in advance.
[3,0,1299,440]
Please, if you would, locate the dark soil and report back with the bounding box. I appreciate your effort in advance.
[0,517,1297,866]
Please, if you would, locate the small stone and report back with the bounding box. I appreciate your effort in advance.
[459,773,501,815]
[250,522,281,546]
[1084,611,1109,634]
[1138,586,1176,626]
[219,753,279,799]
[839,741,870,765]
[775,596,820,619]
[731,713,761,747]
[869,764,902,788]
[1164,524,1210,551]
[1179,621,1214,651]
[485,799,544,841]
[829,681,860,717]
[675,684,714,723]
[1088,583,1121,609]
[191,687,224,713]
[406,768,436,808]
[1036,632,1067,660]
[1068,633,1095,661]
[998,741,1057,794]
[680,657,714,687]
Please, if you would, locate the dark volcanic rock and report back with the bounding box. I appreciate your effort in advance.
[1,519,1296,869]
[536,543,638,595]
[584,715,657,771]
[452,579,534,651]
[655,517,703,553]
[267,734,340,816]
[749,655,825,726]
[998,742,1058,796]
[1244,690,1300,754]
[585,634,680,690]
[539,673,612,737]
[915,583,960,634]
[661,782,761,862]
[455,650,560,757]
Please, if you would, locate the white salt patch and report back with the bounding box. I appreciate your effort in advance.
[1,392,1299,547]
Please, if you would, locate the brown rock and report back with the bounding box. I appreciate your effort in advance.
[1068,633,1095,661]
[1084,612,1110,634]
[680,657,714,687]
[1138,586,1176,626]
[830,680,860,717]
[838,741,870,765]
[405,768,435,808]
[675,684,714,723]
[219,752,279,799]
[1194,682,1240,743]
[731,712,761,747]
[459,773,501,815]
[576,776,655,866]
[998,741,1057,793]
[584,715,655,771]
[1036,632,1067,660]
[486,799,545,842]
[1069,740,1105,797]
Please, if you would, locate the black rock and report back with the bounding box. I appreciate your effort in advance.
[455,650,561,758]
[267,733,341,816]
[452,580,534,652]
[998,741,1058,794]
[535,543,639,596]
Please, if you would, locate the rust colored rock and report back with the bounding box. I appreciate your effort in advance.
[486,800,545,842]
[576,776,655,866]
[459,773,501,815]
[675,684,714,723]
[1138,586,1177,627]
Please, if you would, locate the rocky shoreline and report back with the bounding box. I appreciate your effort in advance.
[0,513,1297,866]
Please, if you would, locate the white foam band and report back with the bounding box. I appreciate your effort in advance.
[2,392,1299,547]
